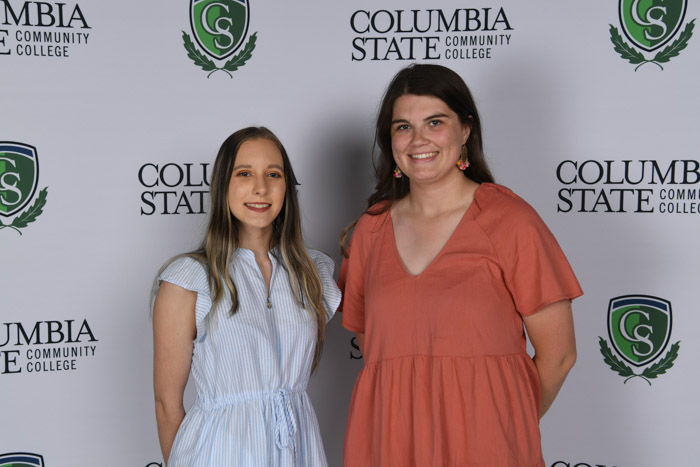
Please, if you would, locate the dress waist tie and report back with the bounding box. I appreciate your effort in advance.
[194,387,303,463]
[274,388,298,462]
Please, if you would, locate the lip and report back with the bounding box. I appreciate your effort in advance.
[244,203,271,213]
[409,151,438,163]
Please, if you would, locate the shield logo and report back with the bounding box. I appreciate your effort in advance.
[190,0,250,60]
[0,142,39,218]
[0,452,45,467]
[608,295,672,367]
[619,0,688,52]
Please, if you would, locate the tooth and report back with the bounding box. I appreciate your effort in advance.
[411,152,436,159]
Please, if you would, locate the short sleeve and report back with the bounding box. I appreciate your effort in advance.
[308,249,342,322]
[338,215,371,334]
[476,185,583,316]
[156,256,213,337]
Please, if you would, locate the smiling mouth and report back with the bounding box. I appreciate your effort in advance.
[245,203,271,211]
[410,151,438,160]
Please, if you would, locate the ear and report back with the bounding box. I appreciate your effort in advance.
[462,119,472,145]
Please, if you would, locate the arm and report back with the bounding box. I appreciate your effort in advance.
[153,281,197,463]
[355,333,365,355]
[522,299,577,418]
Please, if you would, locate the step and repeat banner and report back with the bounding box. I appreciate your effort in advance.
[1,1,698,466]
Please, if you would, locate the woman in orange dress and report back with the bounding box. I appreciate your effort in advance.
[339,64,583,466]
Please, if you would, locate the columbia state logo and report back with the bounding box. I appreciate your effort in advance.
[0,142,48,235]
[182,0,257,78]
[610,0,695,70]
[0,452,45,467]
[599,295,681,384]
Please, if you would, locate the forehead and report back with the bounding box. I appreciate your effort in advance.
[392,94,455,119]
[235,138,283,165]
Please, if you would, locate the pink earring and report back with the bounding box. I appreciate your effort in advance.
[457,144,469,170]
[393,167,403,178]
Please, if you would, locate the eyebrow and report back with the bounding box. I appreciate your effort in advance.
[424,113,450,120]
[232,164,284,171]
[390,113,450,125]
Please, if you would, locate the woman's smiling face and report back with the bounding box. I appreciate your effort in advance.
[390,94,470,185]
[227,138,286,235]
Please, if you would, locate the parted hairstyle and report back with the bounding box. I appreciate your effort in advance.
[341,64,495,255]
[155,127,328,372]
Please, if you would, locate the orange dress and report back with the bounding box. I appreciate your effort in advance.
[339,183,583,467]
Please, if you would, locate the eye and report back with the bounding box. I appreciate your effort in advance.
[236,170,251,177]
[267,172,283,178]
[395,124,410,131]
[428,119,442,127]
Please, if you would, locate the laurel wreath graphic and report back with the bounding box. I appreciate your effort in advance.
[182,31,257,78]
[609,19,695,71]
[0,186,48,235]
[599,337,680,385]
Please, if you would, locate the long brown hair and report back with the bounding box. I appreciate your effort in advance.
[341,64,495,255]
[160,127,328,372]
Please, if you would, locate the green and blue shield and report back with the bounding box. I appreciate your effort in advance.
[0,142,39,218]
[619,0,687,51]
[0,452,45,467]
[190,0,250,60]
[608,295,672,367]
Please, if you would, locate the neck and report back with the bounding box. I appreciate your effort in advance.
[404,172,478,217]
[238,225,275,257]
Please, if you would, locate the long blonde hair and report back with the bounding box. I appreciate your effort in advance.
[159,127,328,372]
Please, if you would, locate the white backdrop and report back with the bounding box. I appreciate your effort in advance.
[2,1,698,466]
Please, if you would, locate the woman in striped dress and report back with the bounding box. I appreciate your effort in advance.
[152,127,340,466]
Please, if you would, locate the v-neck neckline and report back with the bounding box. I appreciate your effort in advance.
[237,247,278,295]
[388,184,482,279]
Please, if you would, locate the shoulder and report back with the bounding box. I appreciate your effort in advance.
[473,183,538,216]
[472,183,556,250]
[471,183,566,266]
[155,255,214,335]
[159,255,209,293]
[353,202,391,240]
[472,183,543,230]
[306,249,342,319]
[307,249,335,272]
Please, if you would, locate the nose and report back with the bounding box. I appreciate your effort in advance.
[410,126,429,146]
[253,176,268,196]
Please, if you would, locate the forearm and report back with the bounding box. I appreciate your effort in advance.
[533,352,575,418]
[155,401,185,463]
[523,299,577,418]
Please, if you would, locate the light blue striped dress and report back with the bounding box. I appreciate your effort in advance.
[156,248,341,467]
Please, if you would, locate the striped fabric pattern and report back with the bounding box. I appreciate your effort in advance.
[156,248,341,466]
